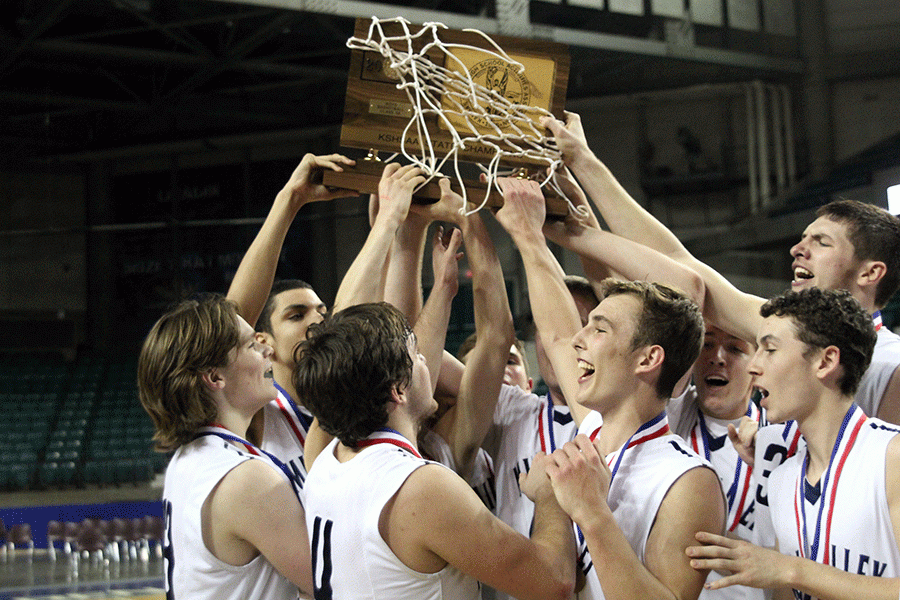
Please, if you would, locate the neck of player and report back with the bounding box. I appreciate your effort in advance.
[798,394,856,486]
[596,400,666,457]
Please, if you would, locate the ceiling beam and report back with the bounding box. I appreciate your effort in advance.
[209,0,804,73]
[20,38,346,80]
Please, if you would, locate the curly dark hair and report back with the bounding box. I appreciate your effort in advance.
[760,288,876,396]
[292,302,414,447]
[599,279,704,399]
[817,200,900,308]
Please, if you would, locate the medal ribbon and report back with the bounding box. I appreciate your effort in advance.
[605,411,670,484]
[273,382,313,447]
[576,412,670,564]
[195,424,301,501]
[691,402,760,531]
[793,404,867,564]
[538,394,558,454]
[356,427,422,459]
[873,310,883,332]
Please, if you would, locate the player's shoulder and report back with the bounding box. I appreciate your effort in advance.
[657,462,725,532]
[393,462,482,524]
[220,454,286,498]
[402,461,464,494]
[884,426,900,461]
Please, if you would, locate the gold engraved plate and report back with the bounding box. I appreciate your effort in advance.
[369,100,413,118]
[440,48,556,137]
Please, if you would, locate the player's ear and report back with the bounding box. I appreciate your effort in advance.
[388,384,405,412]
[635,344,664,375]
[255,331,275,355]
[815,345,842,383]
[201,368,225,391]
[858,260,887,288]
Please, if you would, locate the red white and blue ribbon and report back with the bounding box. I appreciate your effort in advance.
[538,394,558,454]
[793,404,867,564]
[356,427,422,459]
[273,382,313,448]
[575,411,670,551]
[873,310,883,332]
[605,411,671,484]
[691,402,760,532]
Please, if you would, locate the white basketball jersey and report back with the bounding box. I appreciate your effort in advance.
[752,313,900,554]
[575,411,713,600]
[669,385,772,600]
[163,434,298,600]
[856,322,900,420]
[490,384,578,538]
[260,382,312,496]
[768,406,900,599]
[305,430,480,600]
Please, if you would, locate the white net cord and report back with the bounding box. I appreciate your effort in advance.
[348,16,588,219]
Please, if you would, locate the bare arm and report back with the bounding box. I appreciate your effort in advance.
[379,183,469,404]
[209,459,313,595]
[687,435,900,600]
[383,210,430,320]
[227,153,355,325]
[543,219,705,306]
[877,366,900,426]
[542,113,764,343]
[433,187,514,475]
[332,163,425,313]
[547,435,725,600]
[412,225,462,395]
[386,460,575,600]
[494,177,591,426]
[552,166,617,290]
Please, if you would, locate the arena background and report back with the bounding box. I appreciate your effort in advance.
[1,0,899,597]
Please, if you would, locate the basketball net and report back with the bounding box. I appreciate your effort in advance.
[348,17,587,218]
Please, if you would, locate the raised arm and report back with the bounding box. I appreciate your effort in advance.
[552,166,617,291]
[412,224,462,395]
[383,206,430,320]
[543,218,705,307]
[227,153,355,325]
[494,177,590,426]
[332,162,425,313]
[381,180,468,401]
[542,113,764,343]
[432,180,515,475]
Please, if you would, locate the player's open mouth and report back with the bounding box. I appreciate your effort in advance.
[793,266,813,282]
[577,359,595,382]
[704,375,728,387]
[754,385,769,399]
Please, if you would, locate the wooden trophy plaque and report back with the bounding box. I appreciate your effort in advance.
[323,18,571,216]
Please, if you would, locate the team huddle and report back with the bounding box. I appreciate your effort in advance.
[137,111,900,600]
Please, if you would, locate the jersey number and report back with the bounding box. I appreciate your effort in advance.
[163,500,175,600]
[311,516,334,600]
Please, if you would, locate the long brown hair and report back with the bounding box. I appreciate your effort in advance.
[137,295,240,452]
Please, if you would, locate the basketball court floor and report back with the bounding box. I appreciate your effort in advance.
[0,546,163,600]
